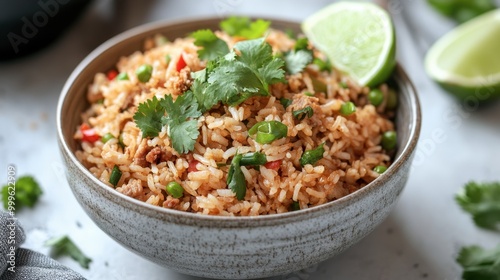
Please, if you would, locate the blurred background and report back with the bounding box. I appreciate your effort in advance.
[0,0,499,279]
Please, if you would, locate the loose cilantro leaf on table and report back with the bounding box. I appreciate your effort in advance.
[456,181,500,231]
[2,176,42,211]
[45,235,92,269]
[457,245,500,280]
[220,16,270,39]
[191,29,230,61]
[133,96,165,138]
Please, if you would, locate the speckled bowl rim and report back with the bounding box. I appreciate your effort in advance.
[57,16,421,226]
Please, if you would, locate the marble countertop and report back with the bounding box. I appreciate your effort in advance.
[1,0,499,279]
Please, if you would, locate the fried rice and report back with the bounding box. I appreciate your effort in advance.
[74,26,395,216]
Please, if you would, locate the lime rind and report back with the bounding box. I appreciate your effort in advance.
[302,2,396,86]
[425,9,500,99]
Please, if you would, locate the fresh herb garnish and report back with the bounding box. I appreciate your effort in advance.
[284,37,313,74]
[160,91,202,154]
[192,38,286,111]
[134,25,286,155]
[133,92,201,154]
[220,16,270,39]
[227,154,246,200]
[457,245,500,280]
[45,235,92,269]
[456,181,500,231]
[2,176,42,211]
[300,143,325,167]
[133,96,165,138]
[293,106,314,120]
[191,29,230,61]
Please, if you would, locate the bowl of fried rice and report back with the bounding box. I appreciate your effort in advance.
[57,16,421,279]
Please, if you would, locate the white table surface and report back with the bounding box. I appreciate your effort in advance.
[1,0,499,279]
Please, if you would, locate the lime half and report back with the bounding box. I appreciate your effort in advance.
[302,2,396,87]
[425,9,500,101]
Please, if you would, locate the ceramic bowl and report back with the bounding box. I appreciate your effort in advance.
[57,17,421,279]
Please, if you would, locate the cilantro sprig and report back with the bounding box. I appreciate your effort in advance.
[192,38,286,112]
[455,181,500,279]
[191,29,230,61]
[457,245,500,280]
[134,21,285,155]
[133,92,201,154]
[284,37,313,74]
[220,16,270,39]
[45,235,92,269]
[1,176,43,212]
[456,181,500,231]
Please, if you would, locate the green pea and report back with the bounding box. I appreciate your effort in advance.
[117,72,129,81]
[340,101,356,116]
[381,131,397,150]
[386,89,398,110]
[136,64,153,83]
[166,181,184,198]
[101,133,115,143]
[96,99,104,104]
[368,89,384,106]
[339,81,348,89]
[304,92,314,97]
[165,54,171,65]
[373,165,388,174]
[290,201,300,211]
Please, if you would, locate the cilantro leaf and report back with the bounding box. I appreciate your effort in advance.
[191,29,229,61]
[2,176,42,211]
[133,96,165,138]
[285,50,313,74]
[203,38,285,107]
[160,91,202,154]
[456,182,500,231]
[457,245,500,280]
[169,120,199,154]
[284,38,313,74]
[45,235,92,269]
[227,154,246,200]
[220,16,270,39]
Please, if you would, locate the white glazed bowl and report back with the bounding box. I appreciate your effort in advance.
[57,17,421,279]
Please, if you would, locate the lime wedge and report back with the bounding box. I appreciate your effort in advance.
[302,2,396,87]
[425,9,500,100]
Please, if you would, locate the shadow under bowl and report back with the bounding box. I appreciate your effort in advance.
[57,17,421,279]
